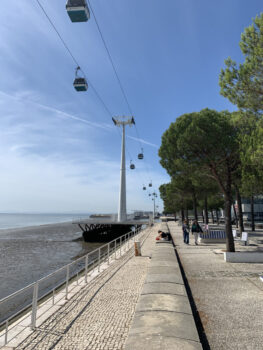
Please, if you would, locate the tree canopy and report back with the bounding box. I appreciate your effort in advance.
[219,13,263,113]
[159,108,240,251]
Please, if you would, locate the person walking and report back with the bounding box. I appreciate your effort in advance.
[191,220,203,245]
[182,220,189,244]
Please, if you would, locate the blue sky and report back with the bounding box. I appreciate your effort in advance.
[0,0,262,213]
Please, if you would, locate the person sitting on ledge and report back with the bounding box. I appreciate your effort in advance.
[156,230,171,241]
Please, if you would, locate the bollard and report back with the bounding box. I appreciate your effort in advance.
[134,241,141,256]
[85,255,88,283]
[31,282,39,329]
[65,265,69,300]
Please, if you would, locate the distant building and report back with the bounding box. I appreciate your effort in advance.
[240,197,263,222]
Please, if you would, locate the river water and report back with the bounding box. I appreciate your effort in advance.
[0,214,103,322]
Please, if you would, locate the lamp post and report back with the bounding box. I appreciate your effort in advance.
[149,192,158,224]
[112,116,135,222]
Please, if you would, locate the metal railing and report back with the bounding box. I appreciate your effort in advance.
[0,226,146,347]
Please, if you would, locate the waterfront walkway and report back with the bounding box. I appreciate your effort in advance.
[168,221,263,350]
[14,225,158,350]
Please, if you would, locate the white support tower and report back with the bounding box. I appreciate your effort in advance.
[149,192,158,224]
[112,116,135,222]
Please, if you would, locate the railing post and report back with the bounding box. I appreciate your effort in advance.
[120,237,122,256]
[31,281,39,329]
[128,232,130,249]
[98,248,101,272]
[4,320,8,345]
[107,243,110,265]
[66,265,69,300]
[115,240,117,259]
[85,255,88,283]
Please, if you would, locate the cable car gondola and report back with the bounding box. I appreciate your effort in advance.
[66,0,90,23]
[130,161,135,170]
[143,186,146,190]
[73,67,88,91]
[149,182,152,187]
[138,148,144,160]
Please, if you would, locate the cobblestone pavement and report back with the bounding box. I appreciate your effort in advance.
[16,225,159,350]
[168,222,263,350]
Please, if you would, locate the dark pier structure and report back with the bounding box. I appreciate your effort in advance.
[73,215,149,242]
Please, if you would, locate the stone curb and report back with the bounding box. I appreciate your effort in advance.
[124,225,202,350]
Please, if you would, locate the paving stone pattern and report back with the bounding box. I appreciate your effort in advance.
[16,225,159,350]
[168,221,263,350]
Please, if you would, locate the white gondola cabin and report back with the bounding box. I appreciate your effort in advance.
[66,0,90,23]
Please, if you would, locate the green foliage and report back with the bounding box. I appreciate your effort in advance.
[159,108,239,251]
[159,108,239,196]
[219,13,263,113]
[232,111,263,195]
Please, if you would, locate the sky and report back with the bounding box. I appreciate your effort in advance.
[0,0,262,214]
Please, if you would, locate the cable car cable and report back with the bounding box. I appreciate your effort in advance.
[87,0,133,116]
[35,0,113,119]
[35,0,154,196]
[87,1,151,171]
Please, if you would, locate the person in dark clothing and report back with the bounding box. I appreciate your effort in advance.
[182,220,189,244]
[157,230,171,241]
[191,220,203,245]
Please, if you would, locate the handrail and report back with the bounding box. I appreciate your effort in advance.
[0,225,147,347]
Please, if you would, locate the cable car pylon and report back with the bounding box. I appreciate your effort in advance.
[112,116,135,222]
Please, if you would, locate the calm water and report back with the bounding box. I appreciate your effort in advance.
[0,213,88,230]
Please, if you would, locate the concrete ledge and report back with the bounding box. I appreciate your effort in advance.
[150,260,178,267]
[124,229,202,350]
[156,240,172,245]
[128,311,199,341]
[125,333,202,350]
[224,251,263,263]
[147,266,181,274]
[136,294,191,314]
[151,255,178,262]
[142,282,187,296]
[145,273,184,285]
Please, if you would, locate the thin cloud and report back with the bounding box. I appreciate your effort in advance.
[127,135,159,149]
[0,90,113,131]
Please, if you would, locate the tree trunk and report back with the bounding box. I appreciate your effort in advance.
[251,194,255,232]
[215,210,219,225]
[232,203,238,228]
[225,193,235,252]
[192,192,198,220]
[204,197,209,224]
[185,208,189,224]
[210,210,215,224]
[202,210,205,223]
[236,187,244,236]
[210,162,234,251]
[181,208,185,222]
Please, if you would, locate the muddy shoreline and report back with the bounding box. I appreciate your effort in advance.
[0,222,102,300]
